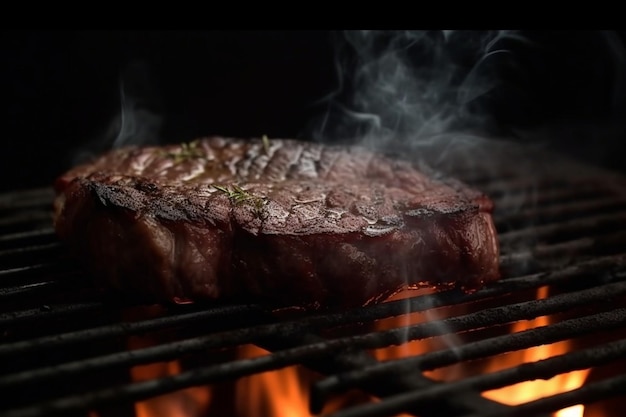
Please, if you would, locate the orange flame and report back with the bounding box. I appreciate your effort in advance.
[235,345,310,417]
[132,360,212,417]
[481,287,591,417]
[123,306,212,417]
[234,345,375,417]
[120,287,597,417]
[372,287,591,417]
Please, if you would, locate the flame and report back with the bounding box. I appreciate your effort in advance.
[124,306,212,417]
[235,345,374,417]
[372,287,465,382]
[132,360,212,417]
[121,287,596,417]
[481,287,591,417]
[372,287,591,417]
[235,345,310,417]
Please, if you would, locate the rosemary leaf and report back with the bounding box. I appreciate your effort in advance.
[262,135,270,155]
[212,183,268,220]
[161,140,204,163]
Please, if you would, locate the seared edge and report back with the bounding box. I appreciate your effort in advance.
[53,137,500,307]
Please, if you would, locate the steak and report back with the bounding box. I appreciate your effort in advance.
[53,137,500,308]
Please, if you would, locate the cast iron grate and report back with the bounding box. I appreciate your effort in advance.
[1,145,626,417]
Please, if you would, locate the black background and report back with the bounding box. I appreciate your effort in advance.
[3,30,626,192]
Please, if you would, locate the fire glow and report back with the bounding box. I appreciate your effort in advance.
[371,288,592,417]
[122,287,595,417]
[481,287,591,417]
[235,345,310,417]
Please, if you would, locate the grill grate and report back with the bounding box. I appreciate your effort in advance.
[1,145,626,417]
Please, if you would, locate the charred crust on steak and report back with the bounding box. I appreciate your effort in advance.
[53,136,500,309]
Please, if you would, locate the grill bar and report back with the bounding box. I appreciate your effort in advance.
[325,338,626,417]
[0,187,55,201]
[0,302,107,326]
[312,308,626,408]
[0,194,54,210]
[259,332,511,417]
[2,341,374,417]
[499,230,626,268]
[0,303,265,357]
[0,280,61,299]
[1,250,624,341]
[0,211,52,227]
[495,196,626,224]
[488,186,614,211]
[468,373,626,417]
[0,242,62,260]
[0,228,56,242]
[5,279,625,410]
[0,262,72,278]
[0,327,512,417]
[498,212,626,244]
[1,250,624,345]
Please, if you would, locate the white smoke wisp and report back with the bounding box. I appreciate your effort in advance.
[310,30,534,156]
[309,30,544,221]
[73,60,162,164]
[112,81,162,148]
[111,60,163,149]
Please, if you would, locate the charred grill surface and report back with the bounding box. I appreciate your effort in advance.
[1,143,626,417]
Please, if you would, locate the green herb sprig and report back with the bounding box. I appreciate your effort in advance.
[213,184,252,204]
[262,134,270,155]
[161,140,204,163]
[213,184,268,220]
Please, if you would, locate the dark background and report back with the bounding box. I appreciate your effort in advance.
[2,30,626,192]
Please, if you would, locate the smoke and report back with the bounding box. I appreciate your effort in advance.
[308,30,533,153]
[111,60,163,148]
[308,30,548,352]
[73,59,162,164]
[308,30,626,171]
[308,31,626,356]
[305,30,626,211]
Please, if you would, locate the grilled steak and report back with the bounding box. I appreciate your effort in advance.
[53,137,500,308]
